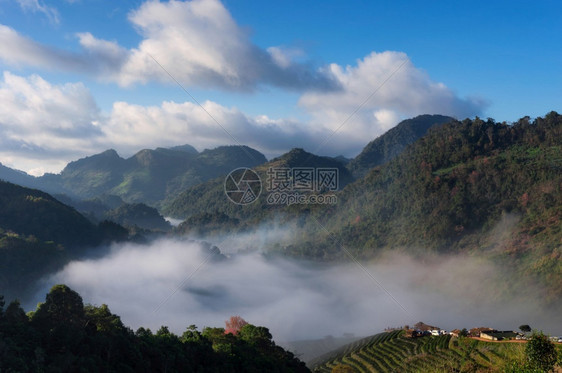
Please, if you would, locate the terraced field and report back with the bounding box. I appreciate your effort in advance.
[310,331,529,372]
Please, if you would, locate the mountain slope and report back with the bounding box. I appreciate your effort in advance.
[347,114,454,178]
[284,112,562,302]
[0,163,37,189]
[104,203,171,232]
[162,148,354,226]
[0,181,127,300]
[59,149,128,198]
[163,115,453,227]
[0,181,100,247]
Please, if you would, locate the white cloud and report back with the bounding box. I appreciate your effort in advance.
[0,25,129,78]
[267,46,305,69]
[0,61,487,175]
[103,100,324,158]
[0,1,488,173]
[76,32,129,80]
[0,71,103,173]
[0,25,76,70]
[0,72,328,173]
[299,51,487,148]
[114,0,336,90]
[0,0,337,91]
[374,109,400,131]
[16,0,60,25]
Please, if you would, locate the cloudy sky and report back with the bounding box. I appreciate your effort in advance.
[0,0,561,175]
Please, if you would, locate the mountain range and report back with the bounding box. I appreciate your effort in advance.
[0,114,453,301]
[1,113,561,306]
[0,145,267,207]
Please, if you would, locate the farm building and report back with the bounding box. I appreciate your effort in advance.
[469,327,493,337]
[430,329,448,336]
[480,330,519,341]
[414,322,439,332]
[450,329,461,337]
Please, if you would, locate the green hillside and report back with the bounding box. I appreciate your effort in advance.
[311,330,561,372]
[291,112,562,302]
[59,149,128,198]
[347,114,454,178]
[104,203,172,232]
[0,181,127,300]
[0,181,99,247]
[62,145,267,205]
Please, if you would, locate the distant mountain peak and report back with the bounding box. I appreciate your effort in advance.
[101,149,120,157]
[64,149,125,170]
[168,144,198,154]
[347,114,454,178]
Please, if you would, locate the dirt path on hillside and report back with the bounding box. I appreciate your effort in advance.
[468,337,527,343]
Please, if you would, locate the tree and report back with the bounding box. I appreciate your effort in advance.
[32,284,85,327]
[84,304,124,334]
[519,324,532,333]
[224,315,248,335]
[4,300,27,325]
[238,324,273,349]
[31,284,86,353]
[181,325,203,343]
[525,331,558,372]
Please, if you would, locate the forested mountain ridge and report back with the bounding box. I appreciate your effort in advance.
[0,145,267,207]
[347,114,454,178]
[286,112,562,302]
[309,112,562,252]
[162,148,354,232]
[0,181,100,247]
[0,181,128,301]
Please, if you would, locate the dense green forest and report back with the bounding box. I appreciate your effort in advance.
[0,181,128,301]
[0,285,308,372]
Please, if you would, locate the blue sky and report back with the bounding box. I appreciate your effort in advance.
[0,0,560,175]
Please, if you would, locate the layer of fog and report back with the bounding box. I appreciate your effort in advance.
[164,217,184,227]
[34,237,561,344]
